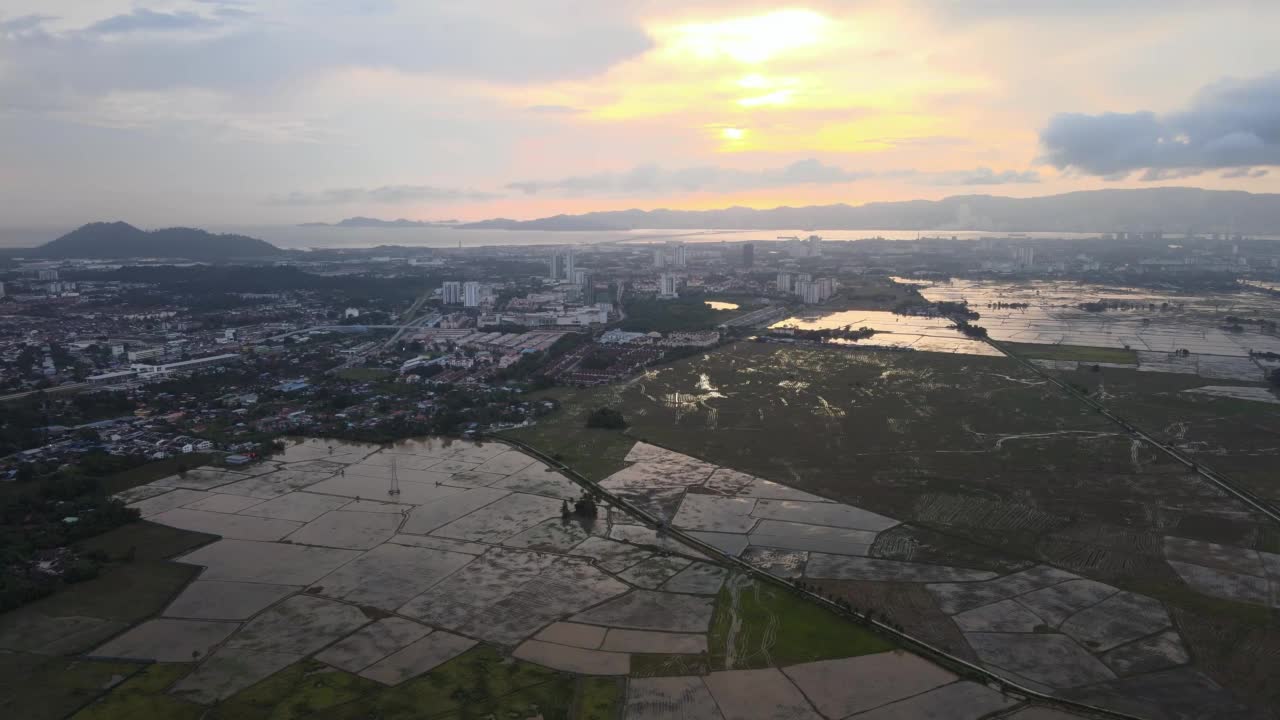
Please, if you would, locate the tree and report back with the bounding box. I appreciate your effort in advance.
[586,407,627,429]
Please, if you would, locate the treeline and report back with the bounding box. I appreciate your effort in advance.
[1079,300,1176,312]
[892,299,980,320]
[775,326,879,343]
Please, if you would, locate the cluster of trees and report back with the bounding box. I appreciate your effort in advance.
[892,299,980,320]
[622,297,729,333]
[586,407,627,429]
[1079,300,1174,313]
[1225,316,1278,331]
[777,326,878,343]
[951,320,989,339]
[0,474,139,611]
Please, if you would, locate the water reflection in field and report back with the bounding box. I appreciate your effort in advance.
[770,310,1002,356]
[705,301,740,310]
[906,279,1280,357]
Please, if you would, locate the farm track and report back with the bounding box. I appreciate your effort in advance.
[989,339,1280,526]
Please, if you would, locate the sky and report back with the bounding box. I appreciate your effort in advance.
[1,0,1279,227]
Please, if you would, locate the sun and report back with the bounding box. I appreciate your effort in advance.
[721,127,746,140]
[664,9,830,64]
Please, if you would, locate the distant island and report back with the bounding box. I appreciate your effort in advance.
[30,222,283,260]
[452,188,1280,234]
[299,217,459,228]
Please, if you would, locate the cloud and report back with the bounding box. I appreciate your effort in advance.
[507,159,872,195]
[1039,72,1280,177]
[1221,167,1268,179]
[526,104,585,115]
[0,5,654,106]
[0,13,55,34]
[87,10,220,35]
[267,185,500,206]
[507,159,1039,195]
[916,167,1040,185]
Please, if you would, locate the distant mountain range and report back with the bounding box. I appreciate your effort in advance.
[299,217,458,228]
[31,222,283,259]
[455,188,1280,234]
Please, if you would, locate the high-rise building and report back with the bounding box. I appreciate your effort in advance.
[653,247,665,268]
[550,248,570,279]
[795,280,820,304]
[0,281,5,298]
[776,272,793,293]
[1014,246,1035,268]
[463,281,481,307]
[670,241,688,267]
[742,243,754,267]
[659,273,679,299]
[37,269,58,281]
[573,268,589,287]
[441,281,462,305]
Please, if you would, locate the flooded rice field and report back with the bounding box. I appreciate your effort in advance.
[907,278,1280,357]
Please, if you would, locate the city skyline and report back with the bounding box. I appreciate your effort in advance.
[1,1,1278,226]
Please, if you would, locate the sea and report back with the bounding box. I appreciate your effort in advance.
[0,225,1105,251]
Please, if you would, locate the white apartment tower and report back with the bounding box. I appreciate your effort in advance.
[659,273,679,299]
[441,281,462,305]
[462,281,481,307]
[670,241,688,267]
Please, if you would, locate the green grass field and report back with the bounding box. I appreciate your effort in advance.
[1002,342,1139,364]
[334,367,396,382]
[71,664,200,720]
[66,647,578,720]
[708,576,894,670]
[574,676,622,720]
[502,384,635,482]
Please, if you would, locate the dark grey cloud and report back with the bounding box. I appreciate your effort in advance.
[508,160,1038,196]
[1039,73,1280,178]
[87,9,220,35]
[268,185,500,206]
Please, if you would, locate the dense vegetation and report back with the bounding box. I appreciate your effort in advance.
[585,407,627,429]
[0,475,139,611]
[621,297,735,332]
[35,222,282,259]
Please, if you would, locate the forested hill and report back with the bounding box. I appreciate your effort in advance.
[32,222,283,259]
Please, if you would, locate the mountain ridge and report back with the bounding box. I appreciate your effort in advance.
[454,188,1280,234]
[299,217,458,228]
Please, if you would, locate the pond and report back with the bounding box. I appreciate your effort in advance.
[705,301,740,310]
